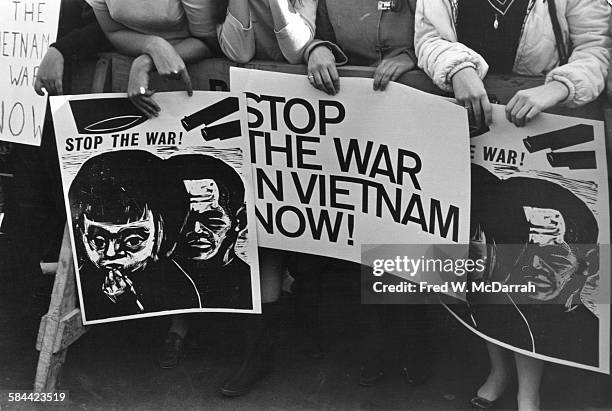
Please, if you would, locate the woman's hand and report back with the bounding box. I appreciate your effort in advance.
[505,82,569,127]
[144,37,193,95]
[451,67,492,128]
[34,47,64,96]
[128,55,160,118]
[307,45,339,95]
[373,53,415,91]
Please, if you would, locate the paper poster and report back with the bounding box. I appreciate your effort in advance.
[446,104,610,373]
[51,91,261,324]
[230,68,471,274]
[1,0,61,145]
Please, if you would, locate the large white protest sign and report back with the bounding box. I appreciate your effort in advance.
[231,68,471,273]
[1,0,61,145]
[446,104,610,373]
[51,92,261,324]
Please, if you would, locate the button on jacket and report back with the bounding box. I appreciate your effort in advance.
[305,0,418,66]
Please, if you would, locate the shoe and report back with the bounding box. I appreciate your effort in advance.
[220,303,278,397]
[219,346,273,397]
[158,332,184,369]
[358,364,385,387]
[470,396,497,409]
[402,366,430,387]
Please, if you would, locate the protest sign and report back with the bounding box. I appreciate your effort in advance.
[1,0,60,145]
[51,91,261,324]
[230,68,471,276]
[446,104,610,373]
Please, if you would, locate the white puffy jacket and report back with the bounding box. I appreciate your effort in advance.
[415,0,612,107]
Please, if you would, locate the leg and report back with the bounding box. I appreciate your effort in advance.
[259,248,284,304]
[220,248,284,397]
[400,304,432,386]
[158,315,190,369]
[168,315,190,339]
[475,342,512,402]
[359,304,393,386]
[515,352,544,411]
[289,253,325,359]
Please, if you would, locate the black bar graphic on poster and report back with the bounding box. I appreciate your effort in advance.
[523,124,594,153]
[547,151,596,169]
[181,97,240,131]
[69,98,147,134]
[201,120,242,141]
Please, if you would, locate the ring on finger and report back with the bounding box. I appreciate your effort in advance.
[139,86,147,95]
[307,74,314,81]
[164,71,179,81]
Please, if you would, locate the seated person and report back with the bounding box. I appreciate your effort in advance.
[35,0,111,96]
[415,1,611,407]
[87,0,224,116]
[216,0,317,64]
[305,0,418,93]
[415,0,612,127]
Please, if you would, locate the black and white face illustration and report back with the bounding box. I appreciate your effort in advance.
[181,179,233,261]
[81,206,157,273]
[69,150,173,308]
[524,206,566,246]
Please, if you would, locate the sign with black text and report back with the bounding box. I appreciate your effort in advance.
[1,0,60,145]
[51,92,261,324]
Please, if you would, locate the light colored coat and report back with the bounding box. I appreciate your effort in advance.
[415,0,612,107]
[218,0,317,64]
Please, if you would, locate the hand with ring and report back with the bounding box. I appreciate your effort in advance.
[451,67,492,128]
[143,36,193,96]
[307,45,339,95]
[128,55,160,118]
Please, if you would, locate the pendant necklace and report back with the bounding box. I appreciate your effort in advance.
[486,0,517,30]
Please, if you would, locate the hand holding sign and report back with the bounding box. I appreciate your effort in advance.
[128,55,160,118]
[451,67,493,128]
[34,47,64,96]
[144,37,193,96]
[373,53,416,91]
[505,82,570,127]
[307,45,339,95]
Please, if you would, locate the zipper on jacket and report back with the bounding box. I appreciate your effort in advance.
[513,0,537,72]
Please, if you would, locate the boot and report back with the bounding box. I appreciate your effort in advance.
[220,302,278,397]
[158,332,185,369]
[400,304,432,387]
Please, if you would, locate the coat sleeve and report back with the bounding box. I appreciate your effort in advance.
[217,9,256,63]
[181,0,226,40]
[273,0,318,64]
[303,0,348,65]
[414,0,488,92]
[545,0,612,107]
[51,4,111,58]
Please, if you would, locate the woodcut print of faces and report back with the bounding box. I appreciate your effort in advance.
[82,206,157,273]
[181,179,233,261]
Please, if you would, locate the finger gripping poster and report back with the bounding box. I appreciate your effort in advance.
[51,92,261,324]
